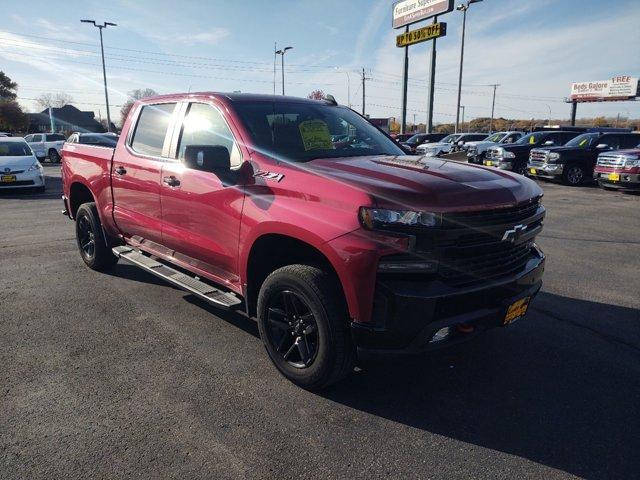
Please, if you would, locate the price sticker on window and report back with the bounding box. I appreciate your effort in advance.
[298,120,334,151]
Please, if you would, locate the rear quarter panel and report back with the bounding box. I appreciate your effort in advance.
[62,143,117,235]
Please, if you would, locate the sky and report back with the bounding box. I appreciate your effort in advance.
[0,0,639,127]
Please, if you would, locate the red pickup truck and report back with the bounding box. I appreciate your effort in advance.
[61,93,545,389]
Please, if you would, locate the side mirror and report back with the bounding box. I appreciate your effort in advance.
[595,143,610,150]
[184,145,230,173]
[543,140,555,146]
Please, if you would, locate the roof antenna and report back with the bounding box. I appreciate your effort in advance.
[325,94,338,106]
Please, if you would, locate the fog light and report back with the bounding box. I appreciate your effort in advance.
[430,327,451,343]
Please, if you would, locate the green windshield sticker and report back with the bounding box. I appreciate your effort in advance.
[579,138,588,146]
[298,120,334,151]
[529,136,536,144]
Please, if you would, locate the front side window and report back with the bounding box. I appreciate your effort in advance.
[234,101,404,162]
[46,134,65,141]
[177,103,242,167]
[130,103,176,157]
[599,135,621,150]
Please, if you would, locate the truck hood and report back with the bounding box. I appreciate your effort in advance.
[500,144,536,153]
[0,155,38,171]
[306,155,541,212]
[467,141,497,149]
[532,146,583,154]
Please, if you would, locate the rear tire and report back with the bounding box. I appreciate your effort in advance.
[75,202,118,271]
[257,264,355,390]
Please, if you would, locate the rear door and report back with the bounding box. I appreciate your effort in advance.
[111,102,178,244]
[159,101,246,287]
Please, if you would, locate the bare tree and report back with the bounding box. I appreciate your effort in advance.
[120,88,158,126]
[34,92,74,110]
[307,90,326,100]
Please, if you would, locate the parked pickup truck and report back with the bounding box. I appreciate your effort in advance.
[593,148,640,191]
[23,132,66,163]
[527,132,640,185]
[61,93,546,390]
[484,130,580,175]
[466,131,524,164]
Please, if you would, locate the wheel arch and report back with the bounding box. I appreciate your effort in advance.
[243,232,348,319]
[69,181,96,219]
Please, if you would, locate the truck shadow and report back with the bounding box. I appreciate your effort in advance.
[319,292,640,479]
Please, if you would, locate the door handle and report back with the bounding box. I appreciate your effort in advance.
[114,166,127,175]
[163,175,181,187]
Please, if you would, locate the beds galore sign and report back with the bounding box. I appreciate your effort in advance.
[392,0,454,29]
[570,76,639,102]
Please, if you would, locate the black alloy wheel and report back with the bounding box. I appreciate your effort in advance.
[564,165,585,185]
[77,215,96,260]
[49,149,61,163]
[265,290,319,368]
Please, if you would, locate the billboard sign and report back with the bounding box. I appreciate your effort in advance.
[392,0,454,29]
[570,76,639,102]
[396,22,447,47]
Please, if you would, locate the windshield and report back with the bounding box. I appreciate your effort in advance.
[440,134,461,144]
[564,133,597,148]
[486,133,506,142]
[0,142,32,156]
[516,132,545,145]
[406,134,425,144]
[234,101,404,161]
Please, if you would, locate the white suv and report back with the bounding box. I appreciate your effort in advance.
[23,133,66,163]
[466,131,523,164]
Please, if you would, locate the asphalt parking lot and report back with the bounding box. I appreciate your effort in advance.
[1,164,639,479]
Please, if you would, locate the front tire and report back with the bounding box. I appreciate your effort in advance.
[48,149,61,163]
[75,202,118,271]
[563,164,585,186]
[257,264,355,390]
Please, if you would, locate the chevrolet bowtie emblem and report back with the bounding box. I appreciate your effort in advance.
[502,224,527,243]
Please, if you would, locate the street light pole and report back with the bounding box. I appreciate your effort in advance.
[275,46,293,96]
[454,0,482,134]
[334,68,351,108]
[81,20,116,132]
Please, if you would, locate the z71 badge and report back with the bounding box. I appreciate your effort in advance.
[254,171,284,182]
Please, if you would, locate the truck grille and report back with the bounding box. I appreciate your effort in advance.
[597,155,625,167]
[486,148,501,160]
[467,146,477,155]
[529,150,548,163]
[407,200,544,286]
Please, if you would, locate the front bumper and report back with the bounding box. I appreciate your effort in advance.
[527,162,564,179]
[351,248,545,353]
[594,170,640,190]
[0,169,45,189]
[483,158,513,170]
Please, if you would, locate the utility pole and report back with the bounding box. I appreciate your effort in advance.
[81,19,117,132]
[275,46,293,95]
[489,83,499,132]
[400,25,409,134]
[426,16,438,133]
[615,113,620,128]
[361,68,371,116]
[460,105,465,131]
[455,0,483,133]
[273,42,277,96]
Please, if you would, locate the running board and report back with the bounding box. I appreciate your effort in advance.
[112,246,242,309]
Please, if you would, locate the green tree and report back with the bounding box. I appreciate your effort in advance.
[0,71,18,100]
[0,99,28,132]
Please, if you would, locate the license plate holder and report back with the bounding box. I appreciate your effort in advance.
[485,161,494,166]
[504,296,530,325]
[1,175,16,183]
[529,168,537,175]
[608,173,620,181]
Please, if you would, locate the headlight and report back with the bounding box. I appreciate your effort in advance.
[623,156,640,167]
[27,161,43,172]
[359,207,441,230]
[503,151,515,159]
[548,152,560,161]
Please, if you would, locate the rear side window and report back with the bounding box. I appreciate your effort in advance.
[131,103,176,157]
[31,134,43,142]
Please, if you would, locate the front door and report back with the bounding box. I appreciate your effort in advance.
[160,101,246,289]
[111,102,177,244]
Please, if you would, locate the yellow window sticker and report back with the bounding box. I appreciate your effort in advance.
[298,120,334,151]
[529,136,536,144]
[579,138,588,146]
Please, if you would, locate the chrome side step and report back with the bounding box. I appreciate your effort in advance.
[112,246,242,309]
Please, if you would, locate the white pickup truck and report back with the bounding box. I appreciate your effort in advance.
[466,131,524,164]
[23,133,66,163]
